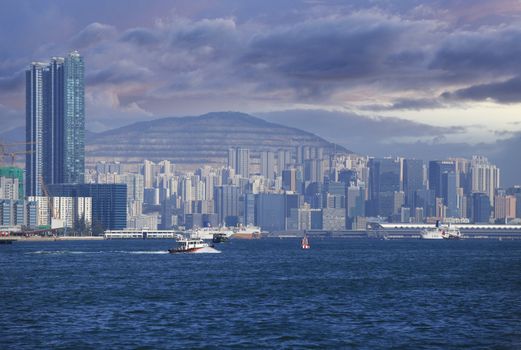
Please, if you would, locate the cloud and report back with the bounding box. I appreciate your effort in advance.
[430,25,521,81]
[257,109,465,146]
[442,76,521,103]
[0,70,24,92]
[361,98,445,111]
[70,22,117,49]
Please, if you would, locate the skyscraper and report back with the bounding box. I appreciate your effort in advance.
[260,151,275,180]
[26,62,47,196]
[63,51,85,184]
[227,147,250,178]
[26,51,85,196]
[428,160,455,199]
[403,159,424,208]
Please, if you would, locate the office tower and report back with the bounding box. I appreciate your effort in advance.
[368,158,401,217]
[284,193,300,219]
[304,159,324,183]
[471,156,500,206]
[213,185,240,226]
[428,160,455,199]
[26,51,85,196]
[260,151,275,180]
[242,193,256,226]
[282,169,297,192]
[255,193,285,231]
[346,185,365,218]
[442,171,458,217]
[403,159,424,208]
[472,192,491,223]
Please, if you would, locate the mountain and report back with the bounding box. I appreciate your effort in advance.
[86,112,348,167]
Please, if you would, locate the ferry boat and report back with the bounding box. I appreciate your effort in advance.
[168,239,211,253]
[420,222,462,240]
[301,235,310,249]
[187,227,234,240]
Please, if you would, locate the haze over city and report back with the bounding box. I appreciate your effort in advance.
[1,0,521,184]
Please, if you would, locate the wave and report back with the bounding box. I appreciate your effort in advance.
[193,247,221,254]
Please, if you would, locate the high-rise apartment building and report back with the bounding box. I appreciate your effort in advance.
[227,147,250,178]
[260,151,275,180]
[26,51,85,196]
[471,156,500,206]
[63,51,85,184]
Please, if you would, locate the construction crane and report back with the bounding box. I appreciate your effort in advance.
[0,141,33,166]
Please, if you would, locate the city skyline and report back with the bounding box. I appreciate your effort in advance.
[0,1,521,185]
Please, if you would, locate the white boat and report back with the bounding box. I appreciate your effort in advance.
[168,239,211,253]
[420,222,462,240]
[187,227,234,240]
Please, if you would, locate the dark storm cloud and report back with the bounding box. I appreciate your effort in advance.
[242,16,403,80]
[2,0,521,130]
[442,76,521,103]
[430,26,521,79]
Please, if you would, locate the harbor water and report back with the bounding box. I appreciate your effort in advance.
[1,239,520,349]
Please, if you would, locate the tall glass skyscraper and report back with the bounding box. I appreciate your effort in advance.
[26,51,85,196]
[26,62,47,196]
[64,51,85,184]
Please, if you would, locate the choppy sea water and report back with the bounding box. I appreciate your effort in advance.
[1,239,520,349]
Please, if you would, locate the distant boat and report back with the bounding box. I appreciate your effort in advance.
[168,239,211,253]
[301,235,310,249]
[420,221,462,240]
[212,233,229,243]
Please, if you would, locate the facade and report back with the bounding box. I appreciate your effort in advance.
[0,167,24,200]
[26,51,85,196]
[472,192,491,223]
[228,147,250,178]
[368,158,401,217]
[214,185,240,226]
[28,196,92,229]
[63,51,85,184]
[260,151,275,180]
[428,160,455,199]
[403,159,424,208]
[0,199,38,228]
[47,184,126,232]
[255,193,285,232]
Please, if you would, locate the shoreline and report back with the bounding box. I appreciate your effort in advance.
[0,236,105,242]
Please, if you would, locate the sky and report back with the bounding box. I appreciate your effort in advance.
[0,0,520,184]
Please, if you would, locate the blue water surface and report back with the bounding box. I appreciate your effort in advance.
[1,239,520,349]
